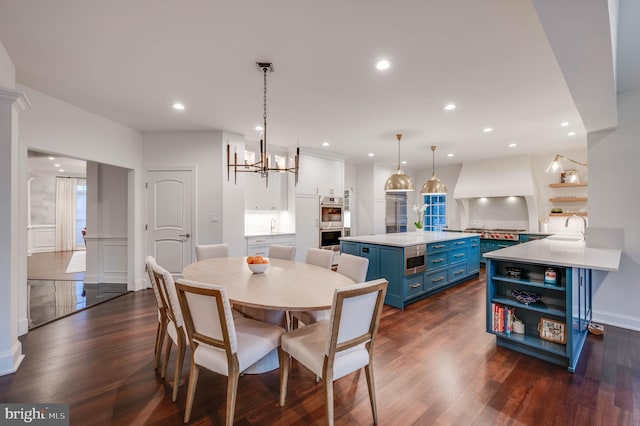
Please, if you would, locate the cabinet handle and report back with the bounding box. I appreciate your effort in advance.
[454,241,465,245]
[255,251,267,255]
[432,258,444,263]
[410,283,421,288]
[255,239,267,243]
[454,254,464,258]
[433,244,446,249]
[453,269,464,275]
[431,276,445,283]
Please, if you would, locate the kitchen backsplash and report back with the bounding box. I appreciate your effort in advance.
[244,210,294,235]
[467,196,529,230]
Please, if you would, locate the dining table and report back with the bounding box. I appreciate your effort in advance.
[182,256,356,372]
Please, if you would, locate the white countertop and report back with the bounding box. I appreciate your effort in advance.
[483,238,621,271]
[340,231,481,248]
[245,232,296,238]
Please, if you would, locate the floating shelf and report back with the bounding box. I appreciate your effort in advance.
[549,183,587,188]
[549,197,588,202]
[549,212,588,217]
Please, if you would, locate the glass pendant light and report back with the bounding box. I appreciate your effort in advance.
[421,145,447,194]
[384,133,415,192]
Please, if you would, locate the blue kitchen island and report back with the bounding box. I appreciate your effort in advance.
[340,231,481,309]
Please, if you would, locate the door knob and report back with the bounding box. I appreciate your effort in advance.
[179,233,191,238]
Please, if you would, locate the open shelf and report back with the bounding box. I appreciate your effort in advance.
[492,297,566,317]
[549,183,587,188]
[549,197,588,202]
[549,212,588,217]
[491,331,567,355]
[492,275,565,291]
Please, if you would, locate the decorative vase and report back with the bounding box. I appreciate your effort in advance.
[415,227,424,234]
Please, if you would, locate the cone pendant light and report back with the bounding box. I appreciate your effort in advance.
[384,133,414,192]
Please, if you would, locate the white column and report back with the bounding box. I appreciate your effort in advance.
[0,88,30,375]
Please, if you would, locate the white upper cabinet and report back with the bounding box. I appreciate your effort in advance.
[296,154,344,196]
[244,172,288,210]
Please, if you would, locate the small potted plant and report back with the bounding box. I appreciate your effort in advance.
[412,204,427,233]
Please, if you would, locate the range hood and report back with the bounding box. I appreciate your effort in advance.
[453,155,535,199]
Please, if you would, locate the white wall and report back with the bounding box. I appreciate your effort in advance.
[587,89,640,331]
[0,40,15,89]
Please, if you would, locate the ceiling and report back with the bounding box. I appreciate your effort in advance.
[27,151,86,177]
[0,1,621,169]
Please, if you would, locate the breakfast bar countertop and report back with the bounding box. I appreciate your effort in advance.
[483,238,622,271]
[340,231,481,248]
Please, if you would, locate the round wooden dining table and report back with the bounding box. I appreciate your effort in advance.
[182,256,355,373]
[182,256,355,312]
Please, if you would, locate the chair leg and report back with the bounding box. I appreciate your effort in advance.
[324,373,334,426]
[364,364,378,424]
[183,363,199,423]
[155,318,167,370]
[172,334,186,402]
[226,364,240,426]
[278,347,289,406]
[161,337,172,379]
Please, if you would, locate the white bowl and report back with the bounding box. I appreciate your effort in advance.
[248,262,269,274]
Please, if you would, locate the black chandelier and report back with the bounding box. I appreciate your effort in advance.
[227,62,300,187]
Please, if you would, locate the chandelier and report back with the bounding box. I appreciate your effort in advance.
[384,133,414,192]
[227,62,299,186]
[420,145,447,194]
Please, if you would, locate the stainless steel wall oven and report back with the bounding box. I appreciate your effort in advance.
[320,196,344,251]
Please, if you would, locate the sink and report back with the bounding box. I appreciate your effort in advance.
[546,234,584,242]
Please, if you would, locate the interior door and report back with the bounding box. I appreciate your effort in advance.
[146,169,193,275]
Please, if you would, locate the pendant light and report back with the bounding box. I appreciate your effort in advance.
[384,133,415,192]
[421,145,447,194]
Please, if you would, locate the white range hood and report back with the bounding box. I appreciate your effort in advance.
[454,155,536,199]
[453,155,538,231]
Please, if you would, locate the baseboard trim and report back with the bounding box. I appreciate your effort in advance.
[592,309,640,332]
[0,340,24,376]
[18,317,28,336]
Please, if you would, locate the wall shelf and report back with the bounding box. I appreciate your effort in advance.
[549,183,587,188]
[549,212,588,217]
[549,197,588,202]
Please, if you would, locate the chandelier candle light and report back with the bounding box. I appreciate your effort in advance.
[227,62,300,187]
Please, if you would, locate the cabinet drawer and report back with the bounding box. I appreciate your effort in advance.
[340,241,358,255]
[427,241,450,253]
[450,239,468,248]
[271,234,295,245]
[248,245,270,256]
[247,236,272,246]
[450,247,467,264]
[426,252,448,270]
[449,263,467,281]
[405,274,425,299]
[425,269,449,292]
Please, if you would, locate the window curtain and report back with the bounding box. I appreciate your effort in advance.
[55,177,77,251]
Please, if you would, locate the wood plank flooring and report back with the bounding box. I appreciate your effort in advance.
[1,272,638,425]
[28,250,85,281]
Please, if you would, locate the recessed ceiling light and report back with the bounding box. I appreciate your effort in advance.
[447,153,454,157]
[560,121,569,127]
[508,143,517,148]
[483,127,493,133]
[375,60,391,70]
[322,141,330,147]
[59,169,64,173]
[368,153,375,157]
[172,102,185,111]
[48,156,55,161]
[401,160,407,165]
[568,132,576,136]
[54,164,60,167]
[255,126,263,131]
[444,103,456,111]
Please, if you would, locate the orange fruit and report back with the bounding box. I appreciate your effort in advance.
[247,256,255,264]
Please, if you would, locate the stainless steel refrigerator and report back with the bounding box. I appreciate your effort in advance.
[385,193,408,233]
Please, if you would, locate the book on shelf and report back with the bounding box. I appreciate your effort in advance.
[492,303,515,335]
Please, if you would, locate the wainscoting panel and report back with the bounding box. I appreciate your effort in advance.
[28,225,55,254]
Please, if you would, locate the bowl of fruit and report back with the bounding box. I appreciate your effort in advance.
[246,255,269,274]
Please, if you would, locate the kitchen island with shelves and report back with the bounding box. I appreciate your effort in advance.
[340,231,481,309]
[484,238,621,372]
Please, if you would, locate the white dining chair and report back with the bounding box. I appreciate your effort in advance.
[195,243,229,261]
[145,256,168,371]
[305,247,334,269]
[279,279,388,426]
[175,279,286,425]
[336,252,369,283]
[150,260,188,402]
[268,244,296,260]
[291,248,336,327]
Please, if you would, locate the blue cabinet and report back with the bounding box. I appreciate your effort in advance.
[480,239,519,264]
[341,236,480,309]
[485,258,592,372]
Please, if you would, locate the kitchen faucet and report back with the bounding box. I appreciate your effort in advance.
[270,218,277,233]
[565,214,587,239]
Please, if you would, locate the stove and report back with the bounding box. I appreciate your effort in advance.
[464,228,525,241]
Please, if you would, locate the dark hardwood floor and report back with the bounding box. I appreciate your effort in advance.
[1,271,638,425]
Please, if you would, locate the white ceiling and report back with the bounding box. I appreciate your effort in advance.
[0,1,620,169]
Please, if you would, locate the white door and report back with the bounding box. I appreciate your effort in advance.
[294,194,319,261]
[146,169,193,275]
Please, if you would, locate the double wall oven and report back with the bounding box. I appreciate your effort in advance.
[319,196,344,251]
